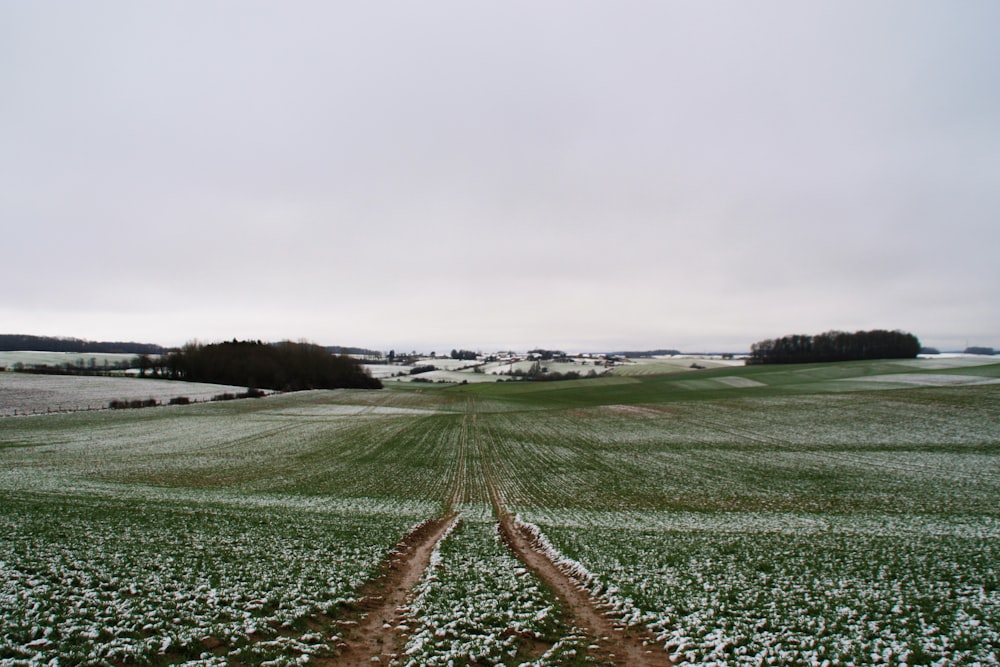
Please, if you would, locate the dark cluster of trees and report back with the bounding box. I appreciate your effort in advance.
[109,398,160,410]
[450,349,479,360]
[748,329,921,365]
[325,345,382,359]
[0,334,165,355]
[528,349,568,361]
[155,340,381,390]
[605,349,681,358]
[11,358,132,375]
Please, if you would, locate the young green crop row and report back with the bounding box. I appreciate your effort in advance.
[0,493,421,665]
[399,513,589,666]
[477,386,1000,515]
[2,360,999,665]
[529,513,1000,666]
[0,399,463,501]
[470,379,1000,665]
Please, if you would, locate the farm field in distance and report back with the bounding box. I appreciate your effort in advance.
[0,372,267,417]
[2,356,1000,665]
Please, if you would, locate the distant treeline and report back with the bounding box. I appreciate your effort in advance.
[152,340,382,390]
[0,334,165,355]
[325,345,383,358]
[605,349,681,358]
[10,360,131,376]
[748,330,921,365]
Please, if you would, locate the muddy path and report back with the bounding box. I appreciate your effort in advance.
[496,511,673,667]
[323,513,458,666]
[477,417,673,667]
[310,406,671,666]
[320,414,473,665]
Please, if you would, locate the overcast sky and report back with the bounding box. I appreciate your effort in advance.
[3,2,998,353]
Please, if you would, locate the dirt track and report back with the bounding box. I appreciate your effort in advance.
[326,508,671,667]
[500,512,673,666]
[320,404,673,666]
[323,514,458,666]
[488,482,673,666]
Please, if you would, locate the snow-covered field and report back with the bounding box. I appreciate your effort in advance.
[400,513,586,666]
[388,369,503,384]
[366,358,485,382]
[0,373,260,416]
[0,351,139,370]
[841,372,1000,387]
[523,512,1000,666]
[1,356,998,664]
[477,367,1000,664]
[610,356,746,376]
[375,354,744,384]
[0,493,419,665]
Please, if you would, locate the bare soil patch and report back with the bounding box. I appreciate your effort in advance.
[321,514,458,666]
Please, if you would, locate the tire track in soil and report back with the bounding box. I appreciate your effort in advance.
[496,512,673,667]
[323,513,459,666]
[477,417,674,667]
[319,414,470,666]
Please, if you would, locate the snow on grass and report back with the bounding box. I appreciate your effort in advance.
[0,394,465,501]
[0,351,139,369]
[389,369,500,384]
[363,364,407,379]
[523,510,1000,666]
[611,357,746,376]
[399,516,586,666]
[841,373,1000,387]
[479,360,540,376]
[713,376,766,388]
[484,376,1000,666]
[0,373,263,416]
[908,354,1000,369]
[522,509,1000,539]
[366,358,484,382]
[263,403,443,416]
[477,360,517,375]
[480,385,1000,514]
[671,376,766,389]
[0,492,420,665]
[416,358,484,371]
[3,368,999,665]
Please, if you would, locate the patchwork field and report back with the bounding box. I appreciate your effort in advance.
[2,356,999,665]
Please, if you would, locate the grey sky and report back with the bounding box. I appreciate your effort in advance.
[3,1,998,352]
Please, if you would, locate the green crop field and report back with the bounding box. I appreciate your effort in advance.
[2,357,999,665]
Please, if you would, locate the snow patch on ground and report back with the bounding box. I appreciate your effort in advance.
[389,370,499,384]
[843,373,1000,387]
[908,354,1000,369]
[268,404,442,416]
[714,376,766,388]
[0,374,264,416]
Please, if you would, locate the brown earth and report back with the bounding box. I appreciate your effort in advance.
[324,508,672,667]
[320,513,459,666]
[496,511,674,666]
